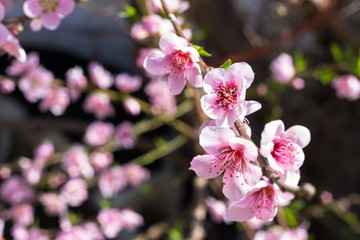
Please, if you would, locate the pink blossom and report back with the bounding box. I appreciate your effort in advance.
[60,178,88,207]
[83,121,114,147]
[260,120,310,177]
[320,191,333,204]
[83,93,115,120]
[200,63,261,126]
[0,176,34,205]
[89,150,113,172]
[150,0,189,13]
[115,73,142,92]
[97,208,123,238]
[292,77,305,90]
[136,48,157,69]
[62,145,94,179]
[11,203,34,226]
[123,163,150,187]
[227,179,294,222]
[145,77,177,115]
[144,33,202,95]
[88,62,113,89]
[130,14,173,42]
[82,222,105,240]
[98,166,127,198]
[39,193,67,216]
[0,3,4,20]
[124,98,141,116]
[34,139,54,160]
[279,226,308,240]
[190,125,261,201]
[0,24,26,62]
[331,75,360,101]
[119,209,144,231]
[115,121,136,150]
[18,67,54,103]
[55,225,96,240]
[205,196,227,224]
[19,156,43,185]
[245,217,266,230]
[66,66,87,101]
[0,166,11,179]
[11,225,50,240]
[39,87,70,115]
[0,78,15,94]
[256,83,268,97]
[6,52,39,76]
[253,227,282,240]
[270,53,296,83]
[23,0,75,31]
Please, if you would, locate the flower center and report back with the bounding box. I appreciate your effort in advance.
[248,186,276,220]
[215,81,238,111]
[170,50,192,70]
[40,0,58,13]
[271,137,296,165]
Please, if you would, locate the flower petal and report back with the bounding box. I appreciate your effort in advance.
[284,125,311,148]
[260,120,284,157]
[57,0,75,15]
[42,13,61,30]
[23,1,42,18]
[159,33,188,54]
[199,126,236,154]
[185,65,202,88]
[203,68,225,93]
[223,175,248,201]
[227,198,254,222]
[189,155,223,179]
[168,71,186,95]
[225,62,255,89]
[143,50,167,75]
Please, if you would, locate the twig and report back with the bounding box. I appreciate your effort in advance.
[234,120,315,200]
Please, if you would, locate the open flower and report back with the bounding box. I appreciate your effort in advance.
[200,63,261,126]
[331,75,360,101]
[144,33,202,95]
[0,24,26,62]
[190,125,261,201]
[260,120,310,175]
[270,53,296,84]
[23,0,75,31]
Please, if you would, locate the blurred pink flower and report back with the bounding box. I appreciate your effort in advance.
[119,209,144,231]
[270,53,296,84]
[34,139,54,160]
[98,166,127,198]
[11,203,34,226]
[39,193,67,216]
[200,63,261,126]
[124,98,141,116]
[280,226,308,240]
[89,150,113,172]
[83,92,115,120]
[0,24,26,62]
[82,222,105,240]
[62,145,94,179]
[66,66,87,101]
[115,121,136,150]
[123,163,150,187]
[6,52,39,76]
[97,208,123,238]
[145,77,177,115]
[331,75,360,101]
[60,178,88,207]
[320,191,333,204]
[292,77,305,90]
[18,67,54,103]
[88,62,113,89]
[150,0,189,13]
[83,121,114,147]
[245,217,266,230]
[23,0,75,31]
[0,176,35,205]
[115,73,142,92]
[39,87,70,116]
[256,83,268,97]
[11,225,49,240]
[0,78,15,94]
[205,196,227,224]
[136,48,157,70]
[19,156,43,185]
[144,33,202,95]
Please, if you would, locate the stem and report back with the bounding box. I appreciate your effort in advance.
[234,120,315,200]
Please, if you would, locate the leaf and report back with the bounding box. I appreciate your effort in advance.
[98,199,112,208]
[220,59,232,70]
[190,44,212,57]
[294,51,308,72]
[284,207,299,228]
[118,4,137,19]
[67,211,82,225]
[330,42,343,62]
[314,70,336,85]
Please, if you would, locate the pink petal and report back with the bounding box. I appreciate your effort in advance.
[200,94,223,120]
[42,13,61,30]
[189,155,223,179]
[30,18,42,31]
[168,71,186,95]
[57,0,75,15]
[143,50,166,75]
[229,138,258,162]
[185,65,202,88]
[225,62,254,89]
[199,126,236,155]
[283,169,300,187]
[23,1,42,18]
[203,68,225,93]
[216,109,238,126]
[159,33,188,55]
[284,125,311,148]
[260,120,284,156]
[0,3,4,21]
[243,100,262,116]
[0,24,9,45]
[223,175,248,201]
[227,198,254,222]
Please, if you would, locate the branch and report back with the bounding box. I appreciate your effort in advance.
[234,120,315,200]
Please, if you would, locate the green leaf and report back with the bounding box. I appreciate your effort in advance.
[67,211,82,225]
[284,207,299,228]
[330,42,343,62]
[288,199,306,211]
[98,199,112,208]
[118,4,137,19]
[169,228,183,240]
[190,44,212,57]
[220,59,232,70]
[314,70,336,85]
[294,51,308,72]
[140,182,151,193]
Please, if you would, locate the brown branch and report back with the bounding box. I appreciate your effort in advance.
[234,120,315,200]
